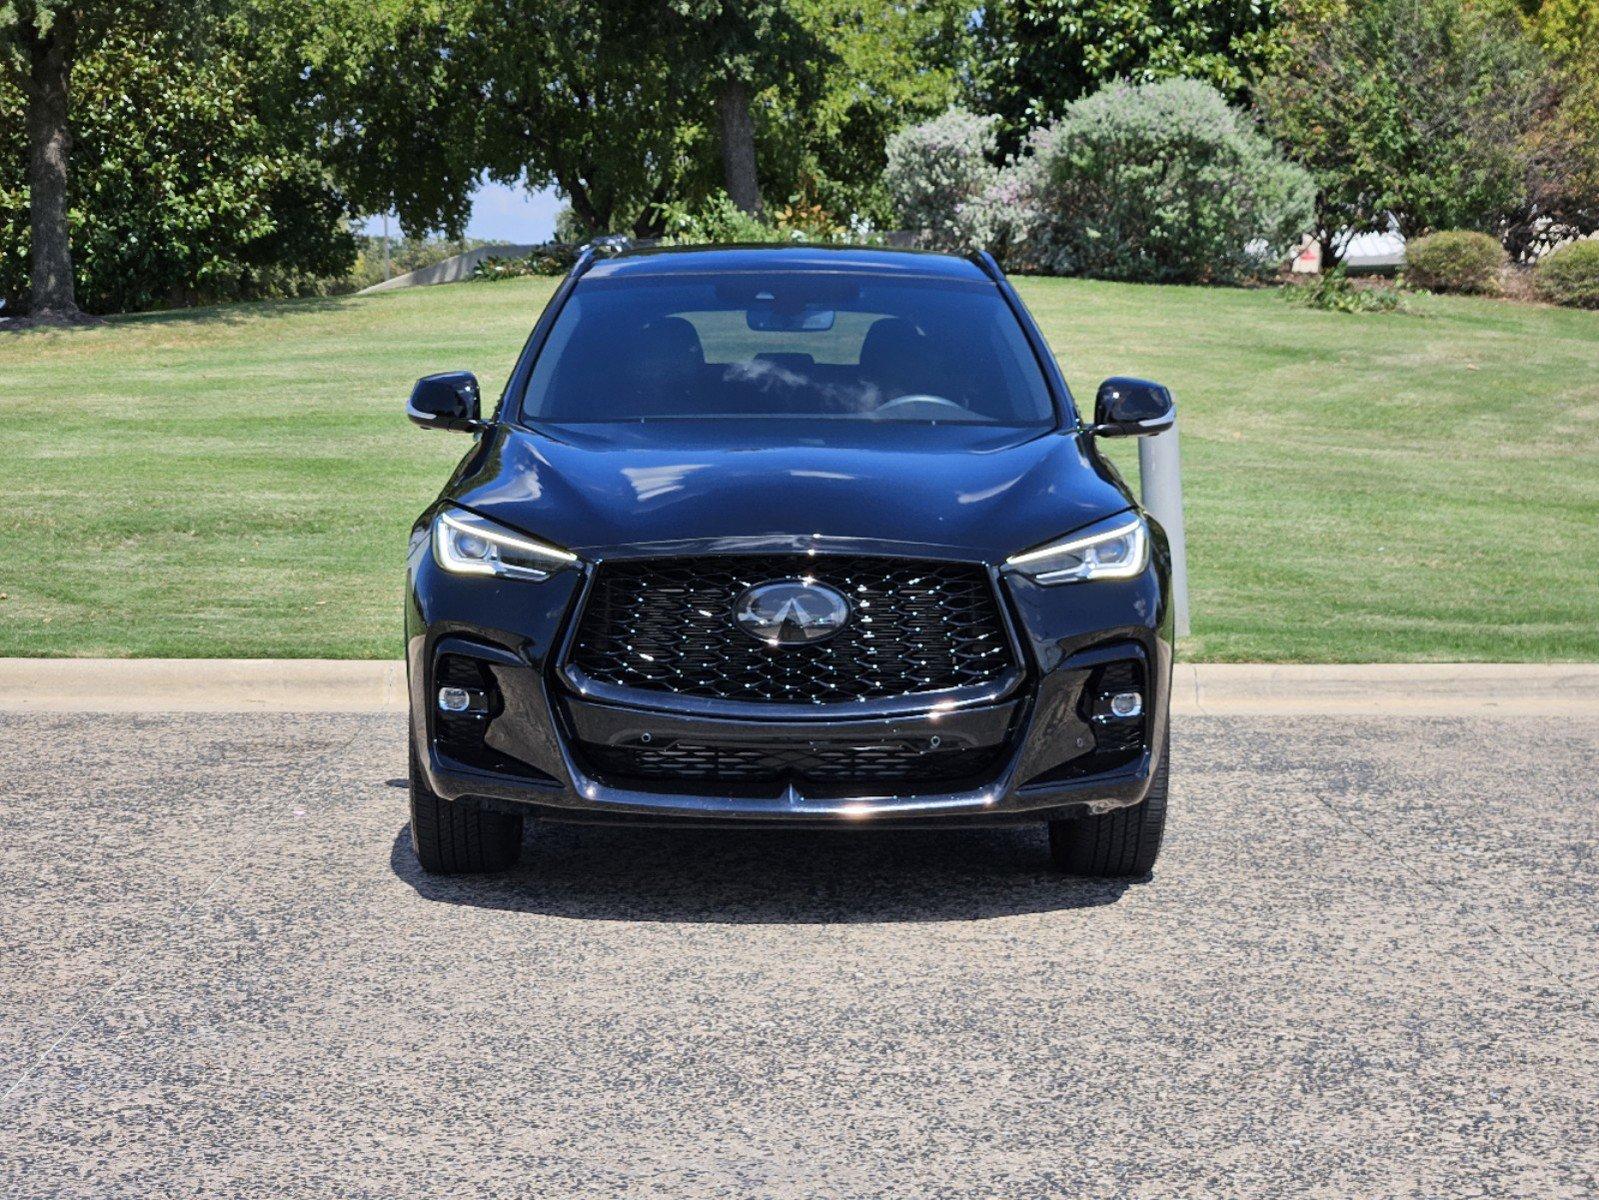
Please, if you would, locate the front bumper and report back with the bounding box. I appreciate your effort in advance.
[406,529,1174,826]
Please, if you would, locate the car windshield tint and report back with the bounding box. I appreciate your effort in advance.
[520,272,1055,425]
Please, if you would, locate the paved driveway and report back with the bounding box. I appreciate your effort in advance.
[1,712,1595,1198]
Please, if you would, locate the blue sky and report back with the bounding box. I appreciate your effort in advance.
[361,179,562,243]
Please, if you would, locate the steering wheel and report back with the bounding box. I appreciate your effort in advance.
[874,394,969,415]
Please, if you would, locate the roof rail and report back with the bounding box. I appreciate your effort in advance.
[569,236,630,280]
[573,234,670,274]
[568,244,599,280]
[970,249,1005,282]
[587,234,634,256]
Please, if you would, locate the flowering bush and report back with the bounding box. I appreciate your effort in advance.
[882,109,1003,252]
[1013,79,1314,282]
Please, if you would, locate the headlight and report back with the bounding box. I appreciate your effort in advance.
[1006,513,1148,584]
[432,507,577,581]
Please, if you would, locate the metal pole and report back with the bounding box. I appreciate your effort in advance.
[382,214,392,281]
[1139,420,1191,638]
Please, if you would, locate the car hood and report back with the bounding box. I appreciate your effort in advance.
[447,419,1134,562]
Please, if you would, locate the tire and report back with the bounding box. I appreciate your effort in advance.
[1048,732,1169,878]
[409,747,524,874]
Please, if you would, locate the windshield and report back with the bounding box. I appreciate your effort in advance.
[519,272,1056,425]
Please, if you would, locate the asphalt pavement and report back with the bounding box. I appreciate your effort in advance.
[1,711,1595,1198]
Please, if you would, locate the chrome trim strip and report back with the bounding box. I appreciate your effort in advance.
[559,667,1024,722]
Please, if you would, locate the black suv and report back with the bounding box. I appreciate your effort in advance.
[405,244,1176,877]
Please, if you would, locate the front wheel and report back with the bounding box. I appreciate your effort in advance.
[409,745,524,874]
[1048,732,1169,878]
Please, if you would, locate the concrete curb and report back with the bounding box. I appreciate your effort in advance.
[2,659,1597,717]
[1171,662,1599,716]
[0,659,409,714]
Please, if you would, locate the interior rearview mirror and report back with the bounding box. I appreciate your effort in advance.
[747,304,836,332]
[1090,377,1175,437]
[408,371,484,432]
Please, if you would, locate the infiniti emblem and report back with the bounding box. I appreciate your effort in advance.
[733,579,851,645]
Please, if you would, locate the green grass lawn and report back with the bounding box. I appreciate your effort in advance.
[1,276,1595,660]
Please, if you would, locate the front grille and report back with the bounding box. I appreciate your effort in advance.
[582,739,1009,796]
[567,555,1016,706]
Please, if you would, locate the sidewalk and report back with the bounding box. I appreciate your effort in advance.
[2,659,1596,716]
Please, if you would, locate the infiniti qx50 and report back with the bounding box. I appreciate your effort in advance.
[405,244,1177,877]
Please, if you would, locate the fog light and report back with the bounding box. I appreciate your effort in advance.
[437,686,473,713]
[1108,691,1143,719]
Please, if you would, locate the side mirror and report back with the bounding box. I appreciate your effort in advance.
[408,371,485,432]
[1089,377,1175,438]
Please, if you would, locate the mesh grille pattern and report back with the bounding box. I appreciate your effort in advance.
[582,740,1009,793]
[1090,661,1144,757]
[434,654,494,765]
[569,555,1015,705]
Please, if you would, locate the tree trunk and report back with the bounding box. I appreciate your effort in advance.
[1317,225,1342,270]
[23,13,82,321]
[556,170,605,237]
[716,78,762,216]
[631,180,670,238]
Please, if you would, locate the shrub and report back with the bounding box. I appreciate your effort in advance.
[769,201,849,242]
[882,109,1002,252]
[1404,232,1507,294]
[652,192,878,246]
[1014,78,1314,283]
[1534,240,1599,308]
[657,192,783,244]
[472,245,580,281]
[1282,268,1405,314]
[954,170,1031,263]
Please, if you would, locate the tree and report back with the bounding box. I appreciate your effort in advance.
[239,0,487,239]
[665,0,832,215]
[0,27,357,314]
[972,0,1287,156]
[760,0,967,227]
[246,0,704,238]
[3,2,87,320]
[1502,0,1599,259]
[1255,0,1548,262]
[246,0,960,239]
[472,0,692,236]
[0,2,216,321]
